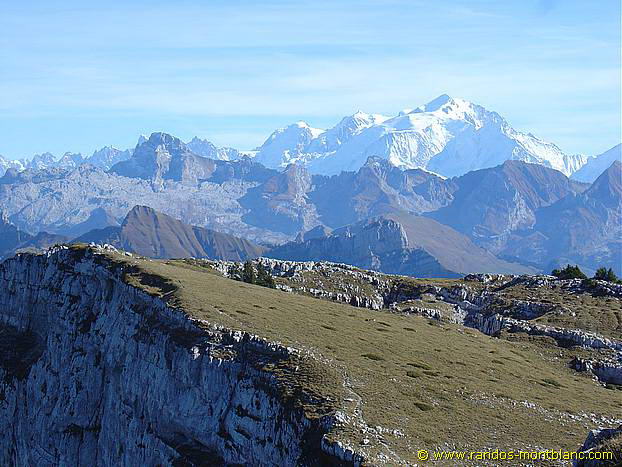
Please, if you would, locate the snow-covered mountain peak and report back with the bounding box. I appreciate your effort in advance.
[334,112,384,133]
[254,121,325,167]
[186,136,242,161]
[348,111,388,125]
[0,155,25,177]
[292,121,324,137]
[410,94,484,122]
[253,95,590,177]
[414,93,453,112]
[413,93,474,113]
[88,145,132,170]
[571,144,621,183]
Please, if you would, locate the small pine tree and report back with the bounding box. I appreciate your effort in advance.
[607,268,620,283]
[593,267,619,283]
[242,261,256,284]
[230,264,243,281]
[551,264,587,280]
[256,263,276,289]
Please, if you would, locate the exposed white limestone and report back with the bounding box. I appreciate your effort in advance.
[0,248,365,465]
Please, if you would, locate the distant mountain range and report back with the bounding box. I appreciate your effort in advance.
[429,160,588,252]
[2,95,619,180]
[429,160,622,273]
[76,205,264,261]
[269,212,533,277]
[0,204,531,277]
[0,212,68,258]
[0,205,264,262]
[533,160,622,272]
[0,135,240,177]
[254,95,590,177]
[0,98,620,276]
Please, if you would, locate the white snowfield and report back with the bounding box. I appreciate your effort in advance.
[571,144,622,183]
[253,94,589,177]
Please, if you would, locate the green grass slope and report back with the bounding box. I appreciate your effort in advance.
[100,249,620,463]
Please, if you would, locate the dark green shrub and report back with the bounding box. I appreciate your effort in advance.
[551,264,587,280]
[255,263,276,288]
[593,267,620,283]
[242,261,255,284]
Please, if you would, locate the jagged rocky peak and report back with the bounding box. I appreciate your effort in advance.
[110,132,216,184]
[351,156,448,199]
[144,131,186,151]
[186,136,217,156]
[56,152,85,168]
[20,151,86,171]
[280,163,313,190]
[136,134,148,146]
[362,155,392,170]
[29,152,57,170]
[88,145,131,170]
[253,163,314,204]
[358,155,405,178]
[186,136,241,161]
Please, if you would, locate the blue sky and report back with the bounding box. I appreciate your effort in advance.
[0,0,620,159]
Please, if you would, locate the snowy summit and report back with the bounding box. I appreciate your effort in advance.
[253,94,587,177]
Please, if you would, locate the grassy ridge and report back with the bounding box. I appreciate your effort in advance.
[107,251,621,463]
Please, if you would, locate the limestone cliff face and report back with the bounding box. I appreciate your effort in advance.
[0,248,351,466]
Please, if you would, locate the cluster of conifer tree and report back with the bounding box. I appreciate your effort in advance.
[230,261,276,289]
[552,264,620,283]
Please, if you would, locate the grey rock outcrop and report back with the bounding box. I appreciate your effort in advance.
[110,132,218,185]
[571,357,622,386]
[0,247,362,465]
[204,257,389,310]
[575,425,621,467]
